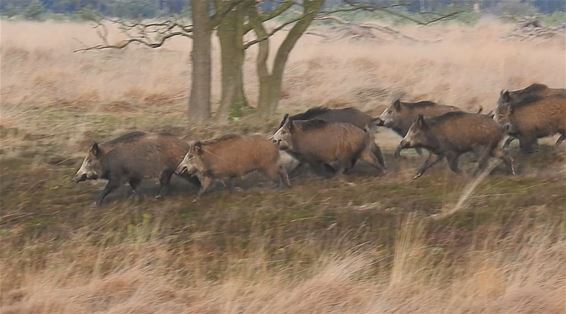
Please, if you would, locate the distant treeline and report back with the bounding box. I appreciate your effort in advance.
[1,0,565,19]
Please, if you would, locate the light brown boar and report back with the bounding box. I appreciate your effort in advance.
[175,134,289,198]
[374,99,461,157]
[494,95,566,152]
[74,131,199,206]
[399,112,515,179]
[272,116,385,176]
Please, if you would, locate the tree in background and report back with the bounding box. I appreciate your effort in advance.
[76,1,461,123]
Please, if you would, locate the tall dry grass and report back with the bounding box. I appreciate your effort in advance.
[1,19,565,118]
[2,214,564,313]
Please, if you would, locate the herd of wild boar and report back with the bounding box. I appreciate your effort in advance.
[74,83,566,206]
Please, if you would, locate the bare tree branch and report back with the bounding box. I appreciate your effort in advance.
[74,31,192,52]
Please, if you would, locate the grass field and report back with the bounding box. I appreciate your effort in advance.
[1,19,566,313]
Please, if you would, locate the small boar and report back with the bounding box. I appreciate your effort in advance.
[272,115,385,176]
[375,99,461,157]
[175,134,290,197]
[399,112,515,179]
[74,131,199,206]
[494,95,566,152]
[281,106,375,130]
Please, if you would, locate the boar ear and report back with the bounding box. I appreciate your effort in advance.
[194,141,203,155]
[393,99,401,111]
[279,114,289,128]
[416,115,427,128]
[500,90,510,102]
[90,142,101,157]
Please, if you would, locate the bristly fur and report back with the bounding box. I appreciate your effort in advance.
[106,131,146,145]
[200,134,241,145]
[403,101,439,109]
[510,94,545,108]
[426,111,467,124]
[290,107,331,121]
[515,83,548,95]
[295,119,329,131]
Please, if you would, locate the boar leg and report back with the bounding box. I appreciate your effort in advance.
[263,164,290,188]
[360,148,385,175]
[492,148,516,176]
[371,144,386,168]
[413,152,444,179]
[195,176,214,199]
[278,166,291,187]
[97,177,122,207]
[156,169,174,199]
[446,152,461,174]
[129,177,141,193]
[474,147,492,175]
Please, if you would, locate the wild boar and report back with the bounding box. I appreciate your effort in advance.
[498,83,566,107]
[494,95,566,152]
[281,106,375,130]
[175,134,290,197]
[74,131,199,206]
[374,99,461,158]
[399,112,515,179]
[272,115,385,176]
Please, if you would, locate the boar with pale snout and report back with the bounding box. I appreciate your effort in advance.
[281,106,376,130]
[374,99,461,158]
[175,134,290,198]
[399,112,515,179]
[495,92,566,153]
[74,131,200,206]
[272,115,385,176]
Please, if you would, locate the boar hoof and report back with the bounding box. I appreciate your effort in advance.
[412,173,423,180]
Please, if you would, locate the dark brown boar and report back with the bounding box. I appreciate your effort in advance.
[74,131,199,206]
[498,83,566,107]
[494,95,566,152]
[175,134,289,198]
[399,112,515,178]
[281,106,374,130]
[272,116,385,176]
[374,99,461,157]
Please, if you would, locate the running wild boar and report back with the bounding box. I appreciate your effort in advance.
[495,94,566,152]
[281,106,375,130]
[497,83,566,107]
[175,134,290,198]
[74,131,199,206]
[400,112,516,178]
[272,115,385,176]
[375,99,461,157]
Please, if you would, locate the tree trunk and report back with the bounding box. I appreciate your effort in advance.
[188,0,212,124]
[216,2,249,122]
[254,0,324,116]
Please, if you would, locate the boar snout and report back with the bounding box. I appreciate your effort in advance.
[373,118,384,126]
[176,165,188,176]
[399,139,411,148]
[73,173,87,183]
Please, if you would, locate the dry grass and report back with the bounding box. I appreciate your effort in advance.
[1,19,566,313]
